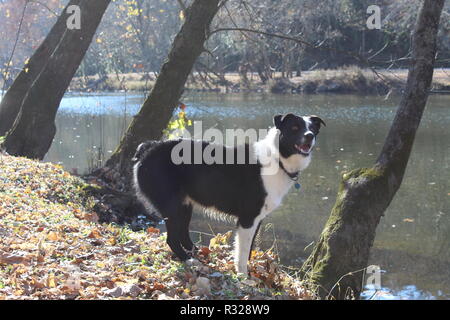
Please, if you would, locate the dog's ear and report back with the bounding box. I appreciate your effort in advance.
[273,114,283,129]
[274,113,296,129]
[309,115,326,128]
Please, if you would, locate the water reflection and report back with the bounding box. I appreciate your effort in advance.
[361,284,439,300]
[46,92,450,299]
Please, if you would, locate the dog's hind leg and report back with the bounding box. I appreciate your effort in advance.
[179,204,196,254]
[235,219,260,275]
[165,215,190,261]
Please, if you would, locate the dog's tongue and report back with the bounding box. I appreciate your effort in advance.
[295,143,311,153]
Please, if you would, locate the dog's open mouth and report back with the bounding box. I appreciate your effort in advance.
[295,143,312,155]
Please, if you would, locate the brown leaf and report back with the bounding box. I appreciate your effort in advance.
[199,246,211,257]
[47,273,57,288]
[0,250,31,265]
[146,227,160,235]
[87,228,102,239]
[75,211,99,223]
[47,231,60,241]
[107,237,116,245]
[149,282,165,291]
[84,212,99,223]
[30,278,46,289]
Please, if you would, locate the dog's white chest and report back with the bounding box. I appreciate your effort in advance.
[260,170,293,215]
[253,128,311,217]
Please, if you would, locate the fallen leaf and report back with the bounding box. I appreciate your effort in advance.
[0,251,31,265]
[149,282,165,291]
[146,227,160,235]
[88,228,102,239]
[47,273,56,288]
[209,231,232,248]
[199,246,211,257]
[47,231,60,241]
[84,212,99,223]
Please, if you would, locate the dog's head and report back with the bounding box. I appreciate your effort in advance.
[273,113,325,158]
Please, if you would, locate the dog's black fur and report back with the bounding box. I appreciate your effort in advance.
[134,140,266,259]
[133,114,325,271]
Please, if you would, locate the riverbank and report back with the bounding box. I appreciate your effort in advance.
[0,153,311,300]
[68,67,450,95]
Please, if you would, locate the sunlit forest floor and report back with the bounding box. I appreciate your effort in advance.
[0,154,312,300]
[68,67,450,94]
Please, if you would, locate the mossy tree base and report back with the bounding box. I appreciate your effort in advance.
[301,166,392,299]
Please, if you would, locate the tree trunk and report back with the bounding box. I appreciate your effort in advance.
[300,0,445,300]
[1,0,111,159]
[103,0,221,176]
[0,0,81,136]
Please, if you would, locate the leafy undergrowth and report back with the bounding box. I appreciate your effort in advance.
[0,154,313,300]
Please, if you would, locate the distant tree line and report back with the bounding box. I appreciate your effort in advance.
[1,0,449,87]
[75,0,450,80]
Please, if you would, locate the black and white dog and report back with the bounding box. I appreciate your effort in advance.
[133,113,325,274]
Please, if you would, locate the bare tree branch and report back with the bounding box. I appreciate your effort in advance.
[1,0,29,97]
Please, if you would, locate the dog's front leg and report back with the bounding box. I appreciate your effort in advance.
[235,222,260,275]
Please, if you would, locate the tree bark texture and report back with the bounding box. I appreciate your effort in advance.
[1,0,111,159]
[0,0,81,136]
[103,0,221,175]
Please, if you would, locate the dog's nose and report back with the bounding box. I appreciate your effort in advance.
[304,132,314,142]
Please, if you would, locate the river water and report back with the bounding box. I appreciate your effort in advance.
[45,92,450,299]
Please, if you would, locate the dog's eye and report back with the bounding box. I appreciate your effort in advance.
[291,126,299,131]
